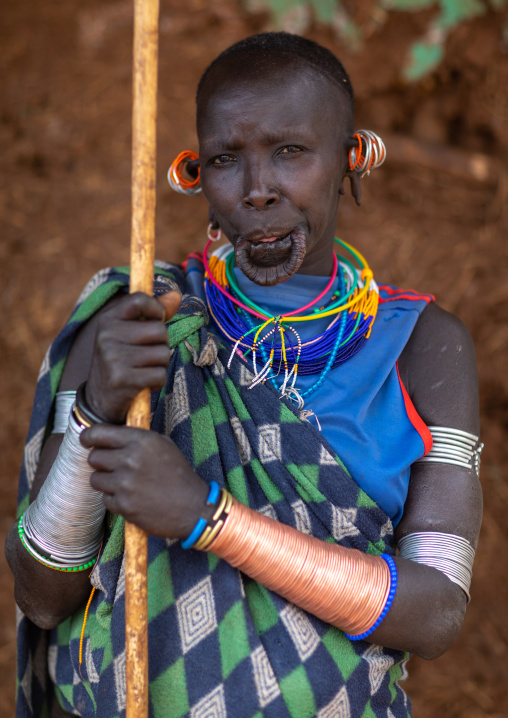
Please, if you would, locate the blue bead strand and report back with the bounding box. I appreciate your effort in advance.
[345,554,398,641]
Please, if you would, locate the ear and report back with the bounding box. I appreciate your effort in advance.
[344,134,362,206]
[186,158,200,180]
[208,207,220,230]
[347,173,362,206]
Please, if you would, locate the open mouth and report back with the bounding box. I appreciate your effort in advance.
[235,228,307,286]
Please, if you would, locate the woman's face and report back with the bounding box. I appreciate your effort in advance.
[198,65,352,286]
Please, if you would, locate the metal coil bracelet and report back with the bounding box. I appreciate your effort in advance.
[21,406,105,570]
[398,531,474,600]
[416,426,483,477]
[52,390,77,434]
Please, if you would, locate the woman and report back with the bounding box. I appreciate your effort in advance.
[6,33,482,718]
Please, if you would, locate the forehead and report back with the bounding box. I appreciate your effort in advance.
[197,63,351,142]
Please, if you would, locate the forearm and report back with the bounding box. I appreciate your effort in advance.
[202,494,466,658]
[6,399,105,629]
[369,555,466,659]
[5,523,94,629]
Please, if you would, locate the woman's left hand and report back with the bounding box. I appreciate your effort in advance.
[81,425,211,538]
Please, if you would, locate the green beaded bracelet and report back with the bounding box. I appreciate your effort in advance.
[18,515,97,572]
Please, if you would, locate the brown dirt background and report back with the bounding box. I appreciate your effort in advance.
[1,0,507,715]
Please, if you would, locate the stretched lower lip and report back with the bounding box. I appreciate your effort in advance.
[250,231,292,245]
[235,226,307,285]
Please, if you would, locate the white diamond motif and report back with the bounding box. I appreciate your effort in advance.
[177,576,217,654]
[363,644,395,695]
[251,645,281,708]
[229,416,252,466]
[292,499,312,535]
[113,649,126,712]
[280,604,320,662]
[331,505,360,542]
[319,444,337,466]
[85,639,100,684]
[24,426,45,490]
[190,683,227,718]
[239,363,254,386]
[166,366,190,431]
[258,504,277,521]
[258,424,282,463]
[317,686,351,718]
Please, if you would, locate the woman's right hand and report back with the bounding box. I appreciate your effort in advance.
[85,290,181,423]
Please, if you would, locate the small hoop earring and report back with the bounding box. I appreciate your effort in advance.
[207,223,221,242]
[167,150,202,195]
[348,131,386,178]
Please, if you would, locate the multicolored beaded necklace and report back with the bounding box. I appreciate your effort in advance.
[203,238,379,411]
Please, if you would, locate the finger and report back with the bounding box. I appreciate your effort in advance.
[101,492,123,515]
[81,424,139,449]
[87,447,120,472]
[90,470,118,496]
[125,344,171,369]
[106,365,168,392]
[115,292,166,322]
[106,320,170,347]
[157,291,182,323]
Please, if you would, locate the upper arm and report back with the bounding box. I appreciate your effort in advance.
[396,303,482,547]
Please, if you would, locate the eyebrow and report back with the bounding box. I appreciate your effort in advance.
[201,128,316,154]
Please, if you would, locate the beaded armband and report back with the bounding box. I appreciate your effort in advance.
[345,554,398,640]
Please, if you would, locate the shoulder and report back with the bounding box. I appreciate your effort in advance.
[398,302,479,434]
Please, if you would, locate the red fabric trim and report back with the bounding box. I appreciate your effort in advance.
[378,285,435,305]
[396,361,433,456]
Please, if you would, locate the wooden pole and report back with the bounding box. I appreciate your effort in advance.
[126,0,159,715]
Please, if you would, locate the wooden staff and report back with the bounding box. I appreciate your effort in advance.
[125,0,160,714]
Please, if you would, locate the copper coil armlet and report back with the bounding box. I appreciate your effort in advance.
[200,492,394,638]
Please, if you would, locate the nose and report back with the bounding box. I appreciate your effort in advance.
[242,165,281,210]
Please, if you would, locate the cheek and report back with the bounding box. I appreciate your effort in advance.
[201,174,238,221]
[294,174,340,228]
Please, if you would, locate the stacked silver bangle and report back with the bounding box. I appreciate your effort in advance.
[51,390,77,435]
[398,531,475,600]
[416,426,483,477]
[22,390,106,569]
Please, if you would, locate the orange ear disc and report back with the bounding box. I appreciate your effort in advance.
[167,150,202,195]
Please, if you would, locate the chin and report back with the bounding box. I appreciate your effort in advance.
[234,227,307,287]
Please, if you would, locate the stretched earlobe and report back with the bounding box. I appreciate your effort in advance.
[348,174,362,206]
[167,151,202,195]
[207,209,221,241]
[208,207,220,230]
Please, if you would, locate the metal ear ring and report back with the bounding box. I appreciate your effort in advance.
[167,150,202,195]
[348,131,386,178]
[207,223,222,242]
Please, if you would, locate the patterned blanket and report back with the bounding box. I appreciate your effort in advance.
[16,261,411,718]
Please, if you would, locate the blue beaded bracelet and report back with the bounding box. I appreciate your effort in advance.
[181,481,221,550]
[345,553,398,641]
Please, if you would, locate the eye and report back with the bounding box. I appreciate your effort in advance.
[209,154,236,166]
[279,145,304,155]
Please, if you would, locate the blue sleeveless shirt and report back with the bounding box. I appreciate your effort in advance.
[188,263,433,527]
